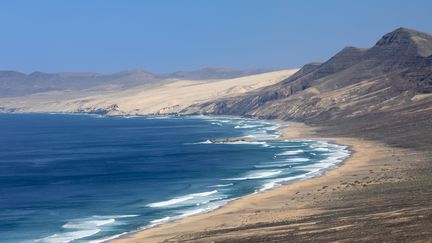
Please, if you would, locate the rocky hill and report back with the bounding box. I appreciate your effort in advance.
[185,27,432,149]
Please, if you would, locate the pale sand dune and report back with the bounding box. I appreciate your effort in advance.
[0,69,298,115]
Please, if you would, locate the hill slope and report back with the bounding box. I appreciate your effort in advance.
[186,27,432,149]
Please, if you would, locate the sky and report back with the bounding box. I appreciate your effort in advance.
[1,0,432,74]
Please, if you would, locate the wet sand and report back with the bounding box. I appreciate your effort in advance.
[111,122,432,242]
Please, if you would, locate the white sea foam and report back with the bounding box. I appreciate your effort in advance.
[254,156,309,168]
[150,216,172,225]
[310,141,329,147]
[193,116,282,146]
[314,147,330,151]
[194,139,267,146]
[223,141,267,145]
[287,144,350,180]
[62,218,115,229]
[259,174,309,192]
[262,143,272,147]
[147,196,195,208]
[256,141,350,192]
[209,183,233,188]
[147,190,219,208]
[196,196,227,206]
[39,229,102,243]
[110,214,139,218]
[320,150,350,164]
[38,215,124,243]
[278,145,303,148]
[249,133,280,140]
[144,199,233,230]
[179,208,208,217]
[276,149,304,155]
[265,125,280,131]
[223,170,282,181]
[254,163,297,168]
[285,158,310,162]
[234,124,261,129]
[309,141,332,151]
[178,199,230,218]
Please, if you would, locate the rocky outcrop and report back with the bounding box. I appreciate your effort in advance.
[76,104,120,115]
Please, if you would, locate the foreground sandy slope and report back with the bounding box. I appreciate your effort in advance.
[0,69,298,115]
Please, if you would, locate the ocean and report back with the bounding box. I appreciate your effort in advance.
[0,113,350,242]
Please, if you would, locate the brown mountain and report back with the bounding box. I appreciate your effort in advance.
[187,27,432,149]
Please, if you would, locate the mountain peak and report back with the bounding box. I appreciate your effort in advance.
[336,46,368,56]
[373,27,432,57]
[394,27,421,34]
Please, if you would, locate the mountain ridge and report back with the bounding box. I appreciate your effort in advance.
[184,27,432,149]
[0,67,279,97]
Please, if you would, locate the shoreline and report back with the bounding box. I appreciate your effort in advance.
[105,116,352,242]
[111,121,383,243]
[2,112,429,242]
[1,112,354,242]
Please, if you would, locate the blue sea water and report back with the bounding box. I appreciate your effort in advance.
[0,113,350,242]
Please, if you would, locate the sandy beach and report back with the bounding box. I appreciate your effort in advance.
[111,121,432,242]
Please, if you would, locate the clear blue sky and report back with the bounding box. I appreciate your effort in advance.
[1,0,431,74]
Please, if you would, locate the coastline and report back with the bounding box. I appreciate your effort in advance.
[111,121,419,243]
[2,112,429,242]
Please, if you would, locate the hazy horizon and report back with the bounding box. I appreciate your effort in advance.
[0,66,286,76]
[1,0,432,74]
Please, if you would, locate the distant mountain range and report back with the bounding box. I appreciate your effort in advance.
[186,27,432,149]
[0,67,278,97]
